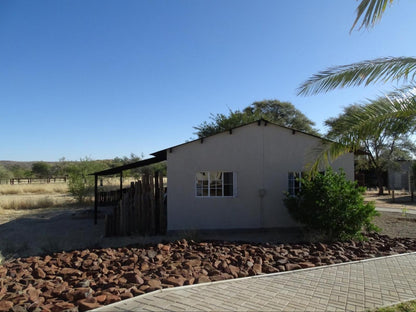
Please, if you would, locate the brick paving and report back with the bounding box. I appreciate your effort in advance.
[93,252,416,311]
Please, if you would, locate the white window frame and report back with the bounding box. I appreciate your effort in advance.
[288,171,302,196]
[195,171,237,198]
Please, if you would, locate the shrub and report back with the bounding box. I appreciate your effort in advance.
[284,169,379,241]
[67,158,108,204]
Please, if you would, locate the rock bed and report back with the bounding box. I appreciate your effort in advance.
[1,233,416,312]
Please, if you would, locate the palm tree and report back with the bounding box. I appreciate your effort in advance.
[298,0,416,184]
[299,0,416,95]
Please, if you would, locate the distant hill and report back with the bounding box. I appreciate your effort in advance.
[0,161,41,170]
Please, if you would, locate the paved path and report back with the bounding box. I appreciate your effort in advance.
[376,207,416,214]
[93,252,416,312]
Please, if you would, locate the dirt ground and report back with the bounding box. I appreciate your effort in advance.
[1,191,415,261]
[364,191,416,239]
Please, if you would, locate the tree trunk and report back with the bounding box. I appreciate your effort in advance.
[375,169,384,195]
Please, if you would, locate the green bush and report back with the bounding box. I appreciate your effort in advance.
[67,158,108,204]
[284,169,379,241]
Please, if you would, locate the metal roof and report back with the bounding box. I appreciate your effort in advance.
[91,154,166,176]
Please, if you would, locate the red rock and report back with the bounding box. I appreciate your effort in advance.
[104,293,121,304]
[77,297,101,312]
[140,262,150,271]
[227,265,240,278]
[0,267,7,278]
[129,286,145,296]
[0,300,13,311]
[122,272,144,285]
[43,255,52,263]
[196,276,211,284]
[317,242,327,252]
[252,263,262,274]
[262,264,279,273]
[139,285,150,292]
[33,267,46,279]
[185,277,195,285]
[95,294,107,304]
[147,279,162,289]
[285,263,302,271]
[26,285,41,303]
[60,268,82,276]
[120,291,133,299]
[162,276,185,287]
[299,262,315,268]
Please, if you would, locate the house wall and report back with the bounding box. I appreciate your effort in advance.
[166,122,354,231]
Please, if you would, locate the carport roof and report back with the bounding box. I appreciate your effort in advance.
[92,152,166,176]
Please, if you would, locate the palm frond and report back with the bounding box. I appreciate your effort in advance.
[298,57,416,96]
[307,88,416,174]
[351,0,394,32]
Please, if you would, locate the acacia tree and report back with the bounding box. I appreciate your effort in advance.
[298,0,416,172]
[325,100,416,193]
[32,162,51,178]
[194,100,319,138]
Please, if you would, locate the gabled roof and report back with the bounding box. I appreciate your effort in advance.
[150,118,324,158]
[92,118,324,176]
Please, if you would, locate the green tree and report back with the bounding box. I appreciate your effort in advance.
[67,158,108,203]
[31,162,51,178]
[325,100,416,194]
[10,165,32,178]
[298,0,416,172]
[284,169,379,241]
[50,157,68,177]
[0,165,13,180]
[194,100,319,138]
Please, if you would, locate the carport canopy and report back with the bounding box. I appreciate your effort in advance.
[91,153,166,224]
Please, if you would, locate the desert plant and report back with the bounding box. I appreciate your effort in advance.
[67,157,108,203]
[284,169,379,241]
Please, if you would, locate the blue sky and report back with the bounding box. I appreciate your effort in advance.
[2,0,416,161]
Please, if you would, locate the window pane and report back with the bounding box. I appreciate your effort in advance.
[224,172,233,184]
[223,172,233,196]
[196,172,209,197]
[224,184,233,196]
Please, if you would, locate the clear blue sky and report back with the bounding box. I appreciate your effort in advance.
[2,0,416,161]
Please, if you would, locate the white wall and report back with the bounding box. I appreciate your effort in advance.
[166,121,354,231]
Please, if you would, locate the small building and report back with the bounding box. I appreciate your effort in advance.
[94,119,354,233]
[388,160,414,192]
[158,119,353,231]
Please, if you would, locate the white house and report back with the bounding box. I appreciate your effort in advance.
[152,119,354,231]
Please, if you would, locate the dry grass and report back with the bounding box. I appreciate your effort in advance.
[0,183,69,195]
[0,195,74,210]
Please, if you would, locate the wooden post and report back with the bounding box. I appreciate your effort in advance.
[149,174,155,235]
[120,171,123,201]
[159,173,166,234]
[94,174,98,225]
[154,171,160,234]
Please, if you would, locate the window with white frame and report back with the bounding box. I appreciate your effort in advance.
[195,171,235,197]
[288,172,302,196]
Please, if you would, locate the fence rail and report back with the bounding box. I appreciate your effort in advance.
[100,173,166,237]
[0,177,68,185]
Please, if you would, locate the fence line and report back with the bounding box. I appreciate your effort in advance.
[0,177,68,185]
[100,173,166,237]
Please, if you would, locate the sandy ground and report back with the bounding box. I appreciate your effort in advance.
[0,191,414,261]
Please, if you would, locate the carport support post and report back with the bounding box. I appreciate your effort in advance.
[94,174,98,225]
[120,171,123,201]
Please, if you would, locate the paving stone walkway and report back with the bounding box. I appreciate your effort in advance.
[93,252,416,312]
